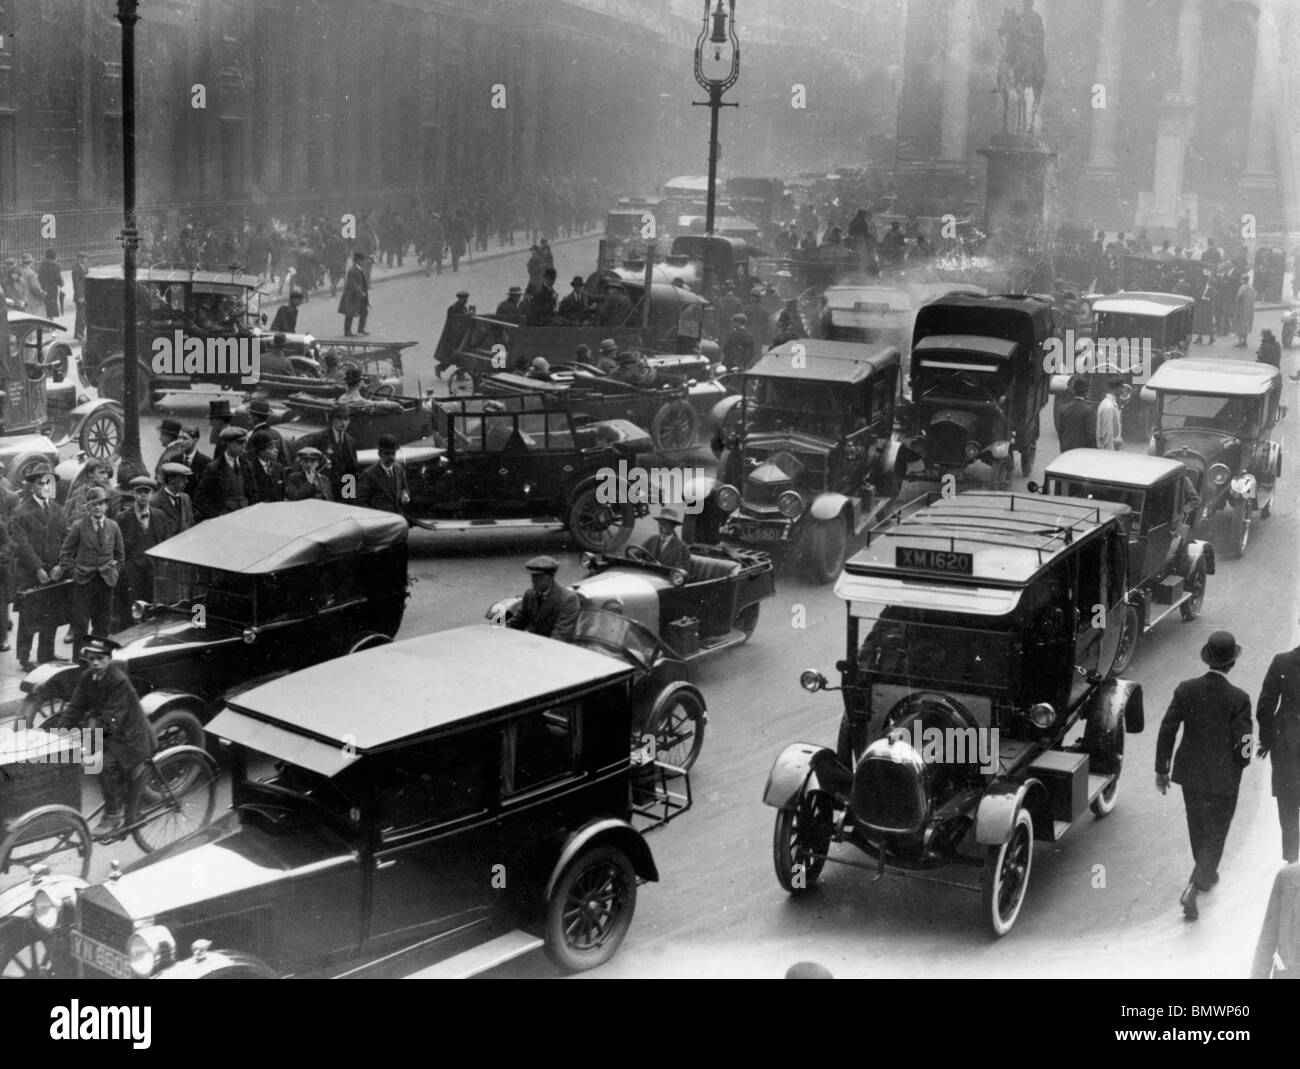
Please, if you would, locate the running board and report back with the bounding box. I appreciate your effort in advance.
[412,518,567,532]
[1143,595,1192,631]
[1047,774,1115,843]
[687,628,750,658]
[404,930,544,979]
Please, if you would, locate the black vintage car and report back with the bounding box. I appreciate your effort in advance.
[693,340,905,583]
[902,294,1056,485]
[2,627,664,978]
[368,391,651,554]
[766,491,1143,936]
[18,501,410,750]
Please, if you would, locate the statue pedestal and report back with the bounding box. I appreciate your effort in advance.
[978,133,1058,253]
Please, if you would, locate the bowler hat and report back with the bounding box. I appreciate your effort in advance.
[160,462,192,478]
[160,417,182,436]
[530,357,550,373]
[249,429,275,452]
[329,402,352,419]
[654,507,682,526]
[248,397,272,417]
[343,366,363,385]
[507,286,523,296]
[599,338,617,352]
[129,476,157,491]
[219,425,248,442]
[80,636,121,659]
[1106,374,1125,389]
[570,275,585,287]
[377,434,400,452]
[525,555,559,574]
[209,399,232,420]
[84,486,109,504]
[1201,631,1241,669]
[23,462,54,482]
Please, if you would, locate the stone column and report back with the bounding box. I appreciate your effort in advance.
[1141,0,1201,230]
[1084,0,1124,181]
[1256,0,1300,238]
[938,0,974,160]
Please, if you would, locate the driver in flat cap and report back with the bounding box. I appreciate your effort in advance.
[506,556,580,643]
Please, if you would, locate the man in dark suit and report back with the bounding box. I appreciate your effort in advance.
[1156,631,1254,919]
[170,426,210,497]
[151,463,194,539]
[116,476,169,625]
[284,447,333,501]
[52,637,157,833]
[246,430,287,503]
[1251,862,1300,978]
[338,251,370,336]
[59,486,125,659]
[506,556,580,643]
[1256,629,1300,864]
[1057,377,1097,452]
[10,465,68,669]
[195,426,252,520]
[242,398,291,466]
[71,251,89,339]
[270,289,303,333]
[641,507,691,571]
[357,435,410,513]
[296,403,358,502]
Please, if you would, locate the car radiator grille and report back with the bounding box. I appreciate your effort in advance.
[77,900,275,975]
[851,758,927,835]
[926,421,968,466]
[742,478,783,510]
[77,900,134,977]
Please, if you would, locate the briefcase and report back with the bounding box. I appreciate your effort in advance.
[14,578,75,627]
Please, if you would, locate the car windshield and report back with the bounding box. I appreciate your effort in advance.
[151,558,253,623]
[241,751,365,827]
[851,605,1019,690]
[1094,312,1165,347]
[914,360,1007,401]
[744,377,856,438]
[572,608,658,669]
[1157,392,1250,433]
[1047,478,1144,529]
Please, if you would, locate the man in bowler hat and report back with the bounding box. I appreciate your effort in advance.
[506,556,580,643]
[1255,622,1300,864]
[1156,631,1254,919]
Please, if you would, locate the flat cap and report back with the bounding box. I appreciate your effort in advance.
[525,555,559,574]
[84,486,109,504]
[456,290,470,298]
[160,462,192,477]
[129,476,157,491]
[296,446,324,460]
[80,636,121,659]
[23,463,54,481]
[219,425,249,442]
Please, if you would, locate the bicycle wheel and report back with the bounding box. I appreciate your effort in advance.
[0,805,91,884]
[126,747,219,854]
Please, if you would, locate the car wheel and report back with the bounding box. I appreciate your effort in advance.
[0,919,59,980]
[1226,498,1251,558]
[650,400,699,453]
[1091,771,1121,818]
[99,361,153,415]
[710,403,744,459]
[0,805,91,884]
[446,368,476,397]
[801,516,847,585]
[543,845,637,973]
[21,685,69,730]
[773,791,834,895]
[980,807,1033,937]
[79,408,124,461]
[344,632,391,656]
[1109,604,1140,676]
[1180,562,1206,621]
[151,707,205,752]
[647,687,705,773]
[567,484,634,553]
[734,602,760,642]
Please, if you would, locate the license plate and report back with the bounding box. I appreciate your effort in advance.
[71,931,134,978]
[734,525,785,543]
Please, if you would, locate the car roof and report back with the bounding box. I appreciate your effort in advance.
[843,491,1130,589]
[912,293,1055,345]
[1092,292,1195,315]
[147,500,408,573]
[213,626,636,762]
[1147,357,1280,395]
[912,335,1020,360]
[824,285,911,309]
[86,265,262,288]
[1046,449,1187,485]
[749,340,900,382]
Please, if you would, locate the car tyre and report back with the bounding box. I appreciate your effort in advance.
[21,684,70,730]
[567,483,634,554]
[0,804,91,884]
[99,360,154,415]
[543,845,637,973]
[446,368,476,397]
[1226,498,1251,559]
[647,687,705,773]
[151,707,205,752]
[1180,561,1206,621]
[1109,603,1140,676]
[773,791,834,895]
[79,408,124,461]
[0,919,59,980]
[344,631,391,656]
[981,807,1033,937]
[801,516,848,585]
[650,400,699,453]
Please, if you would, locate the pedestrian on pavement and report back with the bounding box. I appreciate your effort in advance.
[36,248,64,320]
[1255,627,1300,864]
[1233,275,1257,349]
[71,251,89,338]
[59,486,124,660]
[1096,375,1125,451]
[18,253,45,313]
[1058,377,1097,451]
[338,252,370,337]
[1156,631,1254,920]
[1250,863,1300,978]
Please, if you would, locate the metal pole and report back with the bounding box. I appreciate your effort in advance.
[641,241,655,328]
[702,86,721,301]
[116,0,145,481]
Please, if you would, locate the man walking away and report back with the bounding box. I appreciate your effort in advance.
[1058,377,1097,452]
[338,252,370,337]
[1156,631,1254,920]
[37,249,64,321]
[1255,626,1300,864]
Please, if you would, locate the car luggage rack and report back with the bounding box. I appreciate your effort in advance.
[629,760,692,831]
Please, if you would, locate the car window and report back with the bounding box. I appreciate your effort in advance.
[317,561,364,610]
[1158,392,1244,430]
[374,735,489,834]
[501,703,583,797]
[1145,481,1175,527]
[1050,478,1144,530]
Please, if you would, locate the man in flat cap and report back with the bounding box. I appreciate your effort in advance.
[357,434,410,514]
[247,429,287,504]
[284,446,333,502]
[195,426,252,519]
[59,485,125,659]
[1156,631,1254,919]
[10,464,68,669]
[596,338,619,374]
[558,275,590,325]
[296,402,358,502]
[152,463,194,538]
[506,556,580,643]
[640,507,691,571]
[495,285,525,319]
[51,636,156,833]
[117,476,168,626]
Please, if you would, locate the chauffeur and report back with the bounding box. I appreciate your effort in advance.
[506,556,580,643]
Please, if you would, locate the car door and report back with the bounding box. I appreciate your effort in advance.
[1070,537,1108,704]
[1142,479,1175,572]
[449,410,528,512]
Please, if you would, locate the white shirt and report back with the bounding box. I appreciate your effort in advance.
[1097,394,1123,451]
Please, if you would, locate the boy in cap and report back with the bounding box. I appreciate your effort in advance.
[284,446,333,502]
[118,476,168,625]
[195,426,252,519]
[526,357,553,382]
[357,434,410,513]
[9,464,68,669]
[152,463,195,537]
[506,556,580,643]
[296,402,358,501]
[59,486,125,658]
[641,507,690,570]
[1156,631,1254,919]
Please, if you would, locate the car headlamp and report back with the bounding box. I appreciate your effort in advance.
[128,925,175,978]
[1028,702,1057,729]
[242,627,258,645]
[1208,463,1230,487]
[715,484,741,513]
[131,599,148,622]
[777,490,804,518]
[32,889,61,931]
[670,568,687,587]
[964,441,981,461]
[77,393,89,405]
[800,669,828,693]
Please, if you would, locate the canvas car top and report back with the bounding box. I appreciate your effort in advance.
[911,335,1020,361]
[146,500,408,573]
[1047,449,1187,486]
[912,293,1055,348]
[750,340,900,383]
[1147,357,1280,395]
[1091,291,1195,316]
[211,626,637,764]
[85,265,262,289]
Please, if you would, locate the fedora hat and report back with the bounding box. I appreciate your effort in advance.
[22,462,54,482]
[248,397,272,417]
[654,507,682,526]
[249,429,276,452]
[1200,630,1241,670]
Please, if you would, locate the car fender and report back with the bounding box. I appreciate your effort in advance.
[1186,539,1215,577]
[682,470,720,509]
[705,394,743,436]
[544,819,658,902]
[762,742,847,810]
[975,777,1051,845]
[0,871,87,925]
[139,689,210,722]
[154,948,280,979]
[1229,472,1256,502]
[485,594,522,625]
[19,660,81,697]
[810,492,850,522]
[1081,676,1144,736]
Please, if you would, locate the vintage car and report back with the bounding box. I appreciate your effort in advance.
[17,501,410,751]
[1050,292,1194,441]
[269,388,433,452]
[1037,451,1214,674]
[1144,357,1283,558]
[2,628,663,978]
[0,309,124,485]
[902,294,1056,485]
[689,340,906,583]
[357,391,650,554]
[814,282,989,361]
[765,491,1143,936]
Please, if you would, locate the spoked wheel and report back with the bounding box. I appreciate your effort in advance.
[79,408,124,461]
[99,361,154,415]
[0,805,92,883]
[801,516,848,585]
[650,400,699,453]
[1,920,57,979]
[544,845,637,973]
[127,746,219,853]
[1226,498,1251,558]
[1109,603,1140,676]
[981,807,1033,937]
[1180,562,1206,621]
[566,485,634,553]
[647,688,706,773]
[710,399,744,459]
[773,791,835,895]
[21,687,69,730]
[447,368,477,397]
[734,602,760,642]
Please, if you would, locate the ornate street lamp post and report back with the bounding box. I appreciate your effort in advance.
[115,0,145,481]
[693,0,740,301]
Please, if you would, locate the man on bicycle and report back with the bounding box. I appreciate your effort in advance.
[52,636,157,833]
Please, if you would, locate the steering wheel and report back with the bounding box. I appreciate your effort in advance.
[624,545,653,563]
[371,383,395,398]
